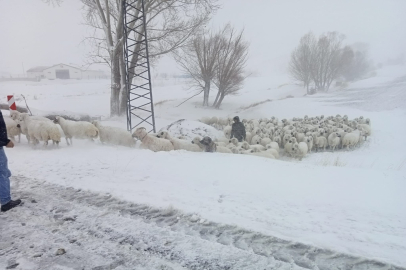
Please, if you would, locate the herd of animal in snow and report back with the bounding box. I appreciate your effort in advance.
[131,114,371,160]
[197,115,371,160]
[7,111,131,147]
[5,111,371,161]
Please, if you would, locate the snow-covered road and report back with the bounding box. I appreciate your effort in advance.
[0,176,404,270]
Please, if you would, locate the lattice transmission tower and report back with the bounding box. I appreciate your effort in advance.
[122,0,156,133]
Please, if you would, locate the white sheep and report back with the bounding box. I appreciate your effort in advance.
[215,141,228,147]
[245,132,253,144]
[223,125,232,139]
[132,127,174,152]
[259,137,272,147]
[18,114,49,143]
[292,142,308,160]
[210,116,219,125]
[16,113,56,142]
[273,135,282,148]
[20,114,61,146]
[266,142,280,152]
[250,134,261,145]
[157,131,201,152]
[248,151,275,159]
[92,121,135,147]
[365,118,371,126]
[10,110,21,121]
[227,137,243,149]
[54,116,99,145]
[264,147,279,159]
[357,124,371,141]
[304,136,313,153]
[4,116,21,142]
[249,144,266,151]
[216,146,233,154]
[239,148,254,154]
[192,137,231,153]
[315,136,328,152]
[342,130,362,150]
[218,118,229,127]
[295,132,306,143]
[284,139,295,156]
[191,137,207,151]
[328,132,341,152]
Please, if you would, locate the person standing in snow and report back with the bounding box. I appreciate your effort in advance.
[0,111,21,212]
[230,116,246,142]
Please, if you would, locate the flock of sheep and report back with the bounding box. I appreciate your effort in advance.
[4,110,371,161]
[6,111,133,147]
[131,114,372,161]
[197,115,371,160]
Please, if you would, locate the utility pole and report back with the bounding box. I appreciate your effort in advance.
[122,0,156,133]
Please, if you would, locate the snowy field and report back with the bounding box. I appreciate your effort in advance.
[0,66,406,269]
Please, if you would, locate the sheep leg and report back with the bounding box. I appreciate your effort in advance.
[65,137,71,146]
[18,134,21,143]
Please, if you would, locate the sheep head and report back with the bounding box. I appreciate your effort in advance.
[200,136,213,146]
[157,131,168,139]
[230,138,238,145]
[91,120,100,128]
[53,116,61,124]
[132,127,147,139]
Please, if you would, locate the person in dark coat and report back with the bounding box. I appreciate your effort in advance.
[230,116,246,142]
[0,111,21,212]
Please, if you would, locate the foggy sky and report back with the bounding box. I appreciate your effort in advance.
[1,0,405,76]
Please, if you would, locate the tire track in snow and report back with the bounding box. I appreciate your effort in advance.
[1,176,404,270]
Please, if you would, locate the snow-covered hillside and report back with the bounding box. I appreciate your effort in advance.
[0,66,405,268]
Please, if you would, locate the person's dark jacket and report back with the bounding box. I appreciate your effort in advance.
[230,120,246,142]
[0,111,10,147]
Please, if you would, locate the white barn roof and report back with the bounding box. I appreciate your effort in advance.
[43,63,83,71]
[27,66,50,72]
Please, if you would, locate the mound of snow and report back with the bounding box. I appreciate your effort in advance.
[158,119,225,141]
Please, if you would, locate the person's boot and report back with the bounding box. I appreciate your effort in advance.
[1,199,22,212]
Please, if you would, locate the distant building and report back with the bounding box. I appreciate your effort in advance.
[27,66,49,79]
[43,64,82,80]
[26,63,107,80]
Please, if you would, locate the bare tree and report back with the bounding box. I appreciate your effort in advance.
[212,26,249,109]
[173,29,225,106]
[290,31,350,93]
[80,0,219,116]
[311,32,345,92]
[341,45,372,81]
[42,0,63,5]
[289,32,316,94]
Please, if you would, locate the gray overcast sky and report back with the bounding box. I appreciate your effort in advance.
[1,0,405,76]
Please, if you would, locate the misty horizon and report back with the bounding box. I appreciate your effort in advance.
[0,0,405,76]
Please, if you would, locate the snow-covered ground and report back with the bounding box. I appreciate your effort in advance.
[0,66,406,269]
